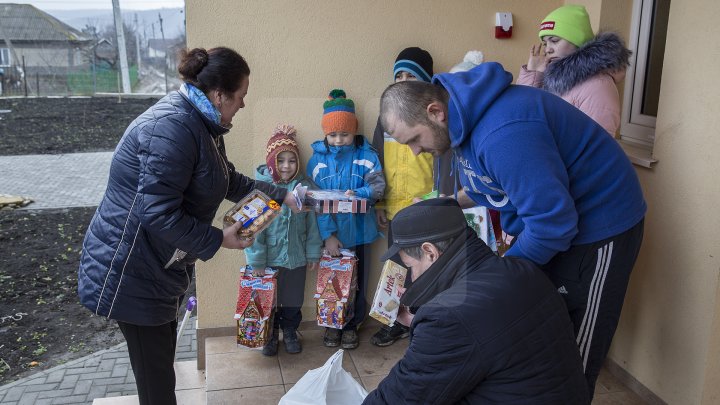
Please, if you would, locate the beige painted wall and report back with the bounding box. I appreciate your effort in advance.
[188,1,720,403]
[187,0,561,329]
[606,0,720,404]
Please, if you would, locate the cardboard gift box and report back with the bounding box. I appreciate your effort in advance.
[293,184,368,214]
[235,266,277,348]
[315,249,358,329]
[223,190,281,237]
[369,260,407,327]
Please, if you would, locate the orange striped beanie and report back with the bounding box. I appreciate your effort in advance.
[321,89,357,135]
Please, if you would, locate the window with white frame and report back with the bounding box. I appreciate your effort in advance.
[621,0,671,150]
[0,48,10,67]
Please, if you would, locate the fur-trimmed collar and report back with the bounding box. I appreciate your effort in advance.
[543,32,631,96]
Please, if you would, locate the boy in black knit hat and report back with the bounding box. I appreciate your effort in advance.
[370,47,453,347]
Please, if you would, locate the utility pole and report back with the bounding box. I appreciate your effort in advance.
[134,14,141,74]
[112,0,131,93]
[158,12,168,94]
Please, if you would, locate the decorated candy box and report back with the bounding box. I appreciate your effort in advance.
[315,249,358,329]
[293,184,368,214]
[223,190,281,237]
[369,260,407,327]
[235,266,277,349]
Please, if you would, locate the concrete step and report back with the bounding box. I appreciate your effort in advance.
[92,360,206,405]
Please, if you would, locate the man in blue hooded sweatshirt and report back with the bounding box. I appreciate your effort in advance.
[379,62,646,398]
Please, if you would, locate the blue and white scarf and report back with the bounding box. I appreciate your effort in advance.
[183,83,221,125]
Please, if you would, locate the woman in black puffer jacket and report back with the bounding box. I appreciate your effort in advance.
[77,46,296,405]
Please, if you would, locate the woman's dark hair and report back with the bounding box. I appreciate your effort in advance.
[177,47,250,94]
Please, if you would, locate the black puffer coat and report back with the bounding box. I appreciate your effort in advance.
[364,229,589,404]
[78,88,284,325]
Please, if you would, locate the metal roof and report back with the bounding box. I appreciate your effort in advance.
[0,3,89,42]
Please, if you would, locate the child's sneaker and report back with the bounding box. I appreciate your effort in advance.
[323,327,341,347]
[283,327,302,354]
[262,328,280,356]
[370,323,410,347]
[341,329,359,349]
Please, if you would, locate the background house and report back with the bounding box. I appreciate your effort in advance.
[0,3,90,95]
[186,0,720,403]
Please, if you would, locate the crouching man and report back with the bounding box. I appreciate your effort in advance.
[363,198,588,404]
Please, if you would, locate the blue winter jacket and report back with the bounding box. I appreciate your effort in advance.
[244,166,323,270]
[364,229,589,404]
[77,88,285,326]
[306,136,384,248]
[434,62,646,265]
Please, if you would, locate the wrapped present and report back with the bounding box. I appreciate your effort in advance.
[315,249,358,329]
[369,260,407,327]
[293,184,368,214]
[235,266,277,348]
[463,206,497,253]
[223,190,281,237]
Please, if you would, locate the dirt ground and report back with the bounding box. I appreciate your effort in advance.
[0,96,165,385]
[0,97,157,156]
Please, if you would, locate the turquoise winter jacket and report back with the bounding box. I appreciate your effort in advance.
[243,166,323,269]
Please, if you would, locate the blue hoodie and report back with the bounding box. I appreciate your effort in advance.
[433,62,646,265]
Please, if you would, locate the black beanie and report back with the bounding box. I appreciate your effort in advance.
[393,47,434,82]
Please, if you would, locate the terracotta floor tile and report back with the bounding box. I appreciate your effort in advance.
[360,374,387,392]
[348,336,408,377]
[206,385,286,405]
[205,349,282,391]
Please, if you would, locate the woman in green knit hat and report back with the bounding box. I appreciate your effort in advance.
[517,4,631,137]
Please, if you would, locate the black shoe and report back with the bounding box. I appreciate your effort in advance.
[283,327,302,354]
[262,328,279,356]
[323,327,341,347]
[370,323,410,347]
[341,329,359,349]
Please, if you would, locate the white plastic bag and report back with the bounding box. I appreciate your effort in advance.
[279,349,368,405]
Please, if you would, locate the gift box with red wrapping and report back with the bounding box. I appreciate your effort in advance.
[234,266,277,348]
[315,250,358,329]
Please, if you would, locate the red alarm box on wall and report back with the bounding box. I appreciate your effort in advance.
[495,12,513,39]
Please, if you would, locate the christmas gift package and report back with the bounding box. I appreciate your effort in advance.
[223,190,281,237]
[235,266,277,348]
[293,184,368,214]
[369,260,407,327]
[315,249,358,329]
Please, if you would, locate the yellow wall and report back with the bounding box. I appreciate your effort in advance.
[187,0,720,403]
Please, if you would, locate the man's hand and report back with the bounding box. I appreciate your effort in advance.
[454,188,476,209]
[282,191,301,213]
[344,189,355,196]
[527,43,548,72]
[396,305,414,327]
[222,221,255,249]
[323,235,343,257]
[376,209,389,229]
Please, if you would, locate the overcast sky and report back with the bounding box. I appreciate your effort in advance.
[11,0,184,11]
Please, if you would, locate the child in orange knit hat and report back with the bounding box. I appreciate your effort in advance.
[307,89,385,350]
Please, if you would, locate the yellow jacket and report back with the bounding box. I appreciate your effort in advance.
[372,119,434,219]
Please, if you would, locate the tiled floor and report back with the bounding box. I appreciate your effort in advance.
[203,320,407,404]
[94,318,649,404]
[204,319,649,404]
